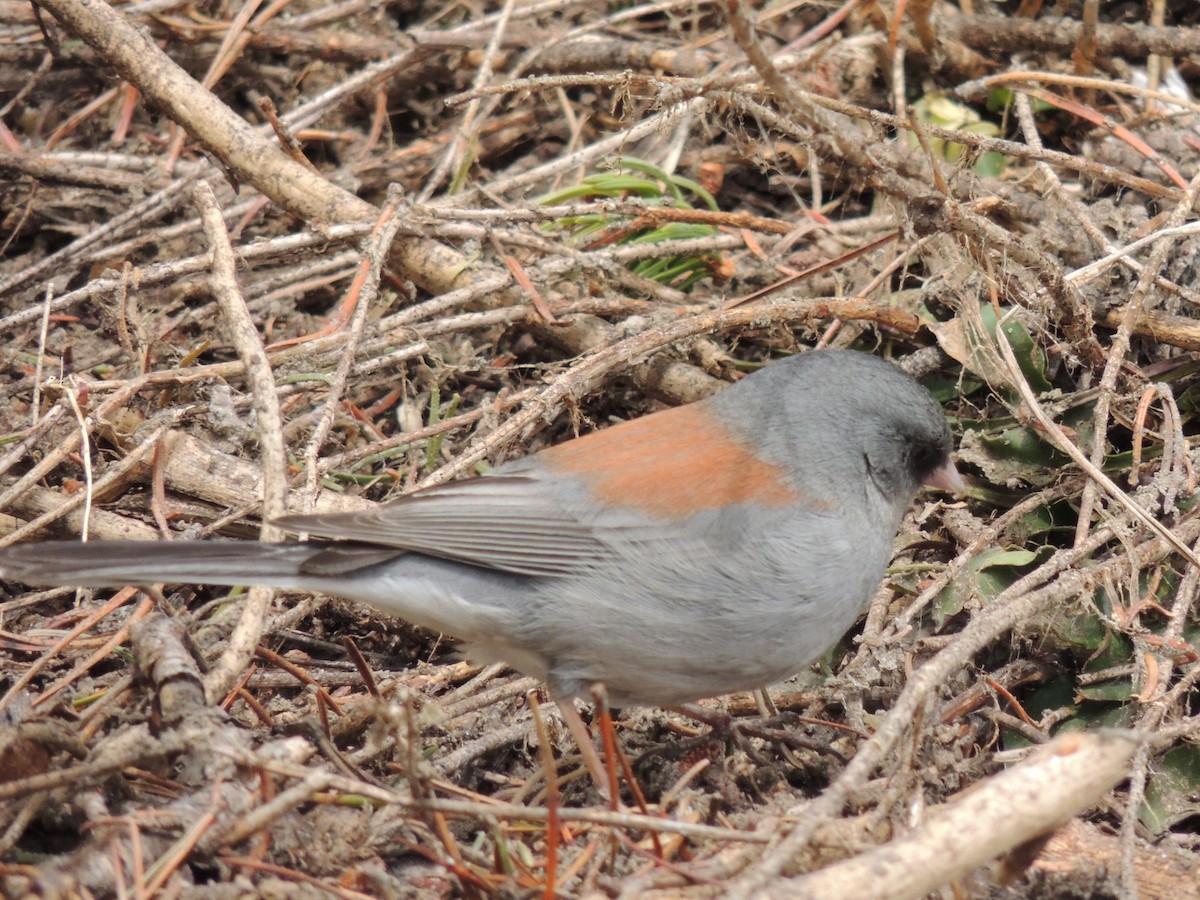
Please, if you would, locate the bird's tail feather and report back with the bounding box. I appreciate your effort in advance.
[0,540,372,589]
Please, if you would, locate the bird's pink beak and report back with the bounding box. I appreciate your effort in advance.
[925,459,966,494]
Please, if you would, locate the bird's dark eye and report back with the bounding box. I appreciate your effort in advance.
[909,441,944,478]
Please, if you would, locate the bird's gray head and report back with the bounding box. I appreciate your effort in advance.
[717,349,957,510]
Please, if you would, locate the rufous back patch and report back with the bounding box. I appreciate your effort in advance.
[541,403,812,519]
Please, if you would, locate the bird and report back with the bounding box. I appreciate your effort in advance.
[0,349,961,784]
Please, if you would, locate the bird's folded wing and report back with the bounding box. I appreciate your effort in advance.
[273,474,640,578]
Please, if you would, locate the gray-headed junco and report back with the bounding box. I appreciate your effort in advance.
[0,349,961,712]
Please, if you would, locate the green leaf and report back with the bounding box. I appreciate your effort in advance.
[1009,500,1075,543]
[978,304,1051,392]
[974,151,1006,179]
[936,546,1043,623]
[979,423,1060,466]
[537,158,722,291]
[1141,745,1200,836]
[1076,679,1134,702]
[1001,678,1076,750]
[1024,585,1130,660]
